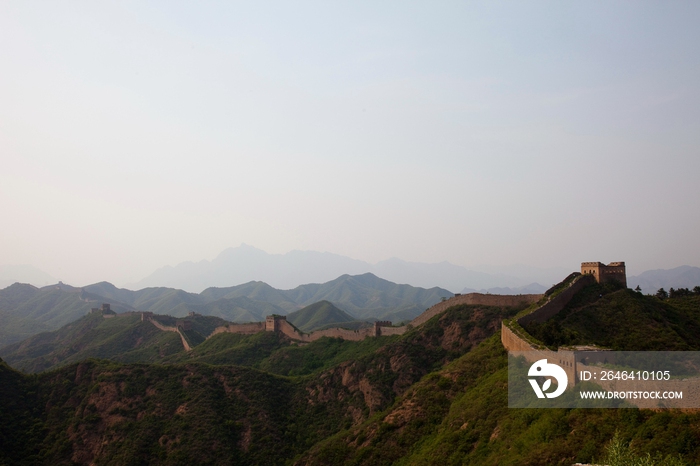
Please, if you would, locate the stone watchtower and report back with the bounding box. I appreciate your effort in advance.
[581,262,627,287]
[265,315,286,332]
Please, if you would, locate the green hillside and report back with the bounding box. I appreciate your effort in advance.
[286,300,358,332]
[0,283,134,347]
[282,273,452,321]
[0,300,523,465]
[1,291,698,465]
[1,274,451,349]
[523,282,700,350]
[0,312,232,373]
[200,280,300,312]
[298,335,698,466]
[188,296,287,321]
[0,313,183,372]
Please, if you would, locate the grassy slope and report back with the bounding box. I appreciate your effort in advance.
[28,361,302,465]
[164,331,290,367]
[282,274,452,321]
[0,358,45,466]
[295,287,700,466]
[0,313,187,372]
[3,289,699,465]
[298,335,700,466]
[524,283,700,350]
[287,300,358,332]
[1,312,239,373]
[0,284,138,348]
[0,301,521,465]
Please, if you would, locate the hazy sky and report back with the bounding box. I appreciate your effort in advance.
[1,1,699,287]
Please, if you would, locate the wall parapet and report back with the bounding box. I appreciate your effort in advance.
[501,321,578,384]
[209,322,266,337]
[517,274,594,326]
[500,270,612,388]
[410,293,543,328]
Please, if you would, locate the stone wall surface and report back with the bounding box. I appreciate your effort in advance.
[147,317,177,333]
[410,293,543,328]
[517,275,594,326]
[501,323,537,352]
[378,326,408,336]
[277,319,311,342]
[209,322,266,337]
[502,323,578,384]
[309,327,376,342]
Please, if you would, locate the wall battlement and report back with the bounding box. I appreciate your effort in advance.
[410,292,543,328]
[502,262,628,390]
[580,261,626,287]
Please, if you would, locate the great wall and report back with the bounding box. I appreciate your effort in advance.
[142,313,194,352]
[501,262,700,409]
[104,261,700,407]
[185,291,542,345]
[139,292,542,349]
[500,262,629,386]
[133,261,621,361]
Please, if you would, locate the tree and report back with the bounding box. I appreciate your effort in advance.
[669,287,691,298]
[602,431,687,466]
[656,288,668,299]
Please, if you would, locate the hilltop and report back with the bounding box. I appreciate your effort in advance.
[0,312,230,373]
[0,282,136,347]
[286,300,359,332]
[522,281,700,351]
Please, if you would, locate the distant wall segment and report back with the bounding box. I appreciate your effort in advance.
[410,293,543,328]
[209,322,265,337]
[144,315,192,352]
[146,291,549,347]
[200,292,543,344]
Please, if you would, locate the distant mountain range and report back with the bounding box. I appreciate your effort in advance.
[127,244,562,293]
[2,262,698,350]
[0,273,452,348]
[0,264,56,290]
[90,272,451,322]
[0,282,137,348]
[628,266,700,295]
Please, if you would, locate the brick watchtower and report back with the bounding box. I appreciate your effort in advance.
[581,262,627,287]
[265,315,286,332]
